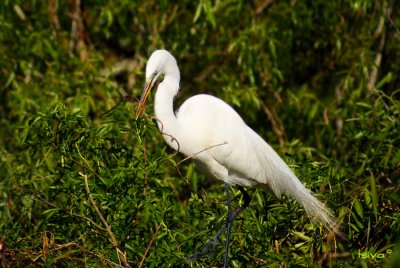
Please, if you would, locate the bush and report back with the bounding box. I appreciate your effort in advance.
[1,1,399,267]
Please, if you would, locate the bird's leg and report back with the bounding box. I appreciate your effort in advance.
[231,185,251,219]
[186,224,226,261]
[186,183,233,262]
[224,182,233,267]
[223,184,251,267]
[186,184,251,265]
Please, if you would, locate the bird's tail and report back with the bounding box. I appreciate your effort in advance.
[256,148,343,237]
[275,169,345,238]
[290,180,344,237]
[245,127,344,238]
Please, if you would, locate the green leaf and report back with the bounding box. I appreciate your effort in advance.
[353,198,363,218]
[375,72,393,90]
[369,175,378,220]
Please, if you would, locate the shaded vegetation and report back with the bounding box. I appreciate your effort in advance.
[0,0,399,267]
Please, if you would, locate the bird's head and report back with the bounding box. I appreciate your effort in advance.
[136,50,179,119]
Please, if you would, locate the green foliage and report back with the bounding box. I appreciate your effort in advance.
[1,0,399,267]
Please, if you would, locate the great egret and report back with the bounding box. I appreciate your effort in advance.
[136,49,341,266]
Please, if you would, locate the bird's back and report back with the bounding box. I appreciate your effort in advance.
[175,94,246,157]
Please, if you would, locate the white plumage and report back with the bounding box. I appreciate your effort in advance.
[136,50,341,259]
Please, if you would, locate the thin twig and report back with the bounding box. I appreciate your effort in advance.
[236,239,268,264]
[274,239,282,268]
[153,118,229,167]
[161,125,228,185]
[150,117,189,185]
[260,100,285,149]
[367,2,390,93]
[387,5,399,33]
[79,172,130,267]
[274,239,279,254]
[69,0,89,60]
[142,117,228,198]
[255,0,274,14]
[48,0,60,31]
[28,191,106,231]
[7,242,125,267]
[140,116,188,185]
[138,223,162,268]
[176,141,229,167]
[152,117,181,153]
[101,93,130,117]
[70,157,102,180]
[143,137,148,194]
[80,173,118,246]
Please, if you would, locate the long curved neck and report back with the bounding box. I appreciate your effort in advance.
[154,73,181,150]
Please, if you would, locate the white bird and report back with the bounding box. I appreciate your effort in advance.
[136,49,341,266]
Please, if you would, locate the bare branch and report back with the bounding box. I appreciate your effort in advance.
[176,141,229,167]
[255,0,275,14]
[260,100,285,149]
[13,4,27,20]
[143,137,148,194]
[138,223,162,268]
[79,173,130,267]
[387,5,399,33]
[142,117,229,193]
[70,157,103,181]
[69,0,89,60]
[7,241,126,267]
[48,0,60,31]
[154,117,229,168]
[367,2,391,93]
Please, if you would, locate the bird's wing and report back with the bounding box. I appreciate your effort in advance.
[176,94,340,233]
[210,121,296,197]
[207,108,340,233]
[178,94,307,197]
[177,94,294,195]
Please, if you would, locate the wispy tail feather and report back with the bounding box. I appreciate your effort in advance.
[242,127,345,238]
[282,173,345,238]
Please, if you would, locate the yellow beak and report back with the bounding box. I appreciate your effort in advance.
[135,75,158,120]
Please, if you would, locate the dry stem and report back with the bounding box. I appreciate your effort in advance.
[79,172,130,267]
[138,223,162,268]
